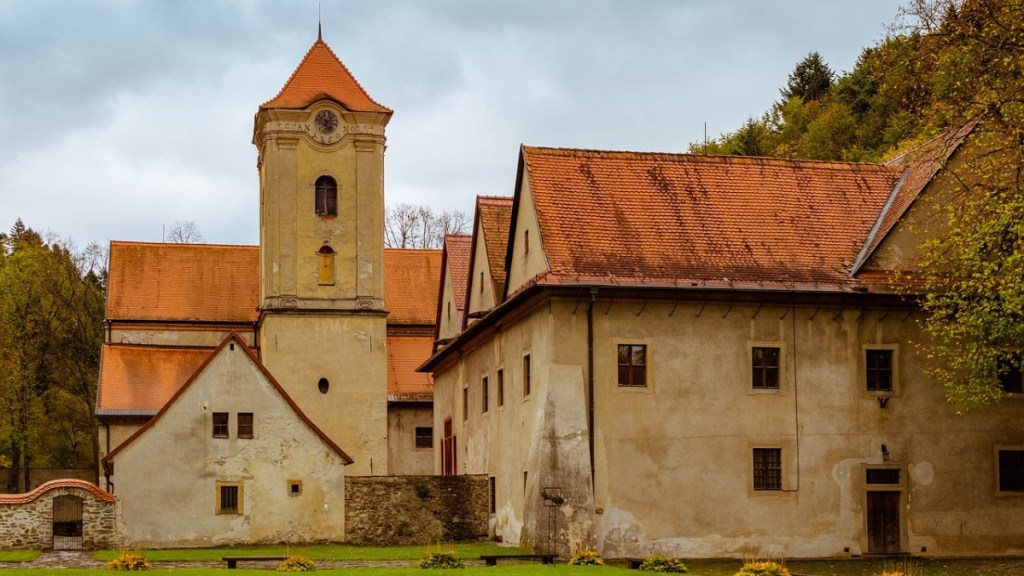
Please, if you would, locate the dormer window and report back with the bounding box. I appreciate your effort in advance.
[315,176,337,216]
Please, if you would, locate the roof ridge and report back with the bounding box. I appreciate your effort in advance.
[109,240,258,249]
[522,145,897,170]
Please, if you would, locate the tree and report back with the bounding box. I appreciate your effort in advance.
[0,220,104,490]
[384,204,469,249]
[901,0,1024,410]
[167,220,204,243]
[779,52,835,103]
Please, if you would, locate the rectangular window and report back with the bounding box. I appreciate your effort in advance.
[497,369,504,407]
[752,347,780,389]
[288,480,302,496]
[753,448,782,491]
[999,355,1023,394]
[415,426,433,449]
[523,355,531,396]
[489,476,496,514]
[998,449,1024,492]
[482,376,489,413]
[617,344,647,387]
[217,483,242,514]
[866,349,893,392]
[866,469,901,485]
[212,412,229,438]
[237,412,253,439]
[463,387,469,421]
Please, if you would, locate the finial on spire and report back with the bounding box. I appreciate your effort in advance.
[317,3,322,41]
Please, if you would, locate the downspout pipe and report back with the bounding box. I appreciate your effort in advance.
[587,287,597,488]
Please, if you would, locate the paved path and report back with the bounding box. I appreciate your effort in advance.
[1,552,427,569]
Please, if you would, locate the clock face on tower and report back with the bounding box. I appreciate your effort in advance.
[314,110,338,134]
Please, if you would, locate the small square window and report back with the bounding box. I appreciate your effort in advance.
[752,347,780,389]
[998,355,1023,394]
[415,426,433,449]
[523,355,531,396]
[288,480,302,496]
[212,412,229,438]
[217,483,242,514]
[998,449,1024,493]
[617,344,647,387]
[753,448,782,491]
[482,376,489,413]
[237,412,253,439]
[866,349,893,392]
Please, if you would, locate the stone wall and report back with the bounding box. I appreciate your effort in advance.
[0,480,117,550]
[346,475,488,545]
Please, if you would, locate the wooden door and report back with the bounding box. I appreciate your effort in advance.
[867,491,901,553]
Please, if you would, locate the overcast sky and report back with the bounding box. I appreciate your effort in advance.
[0,0,905,249]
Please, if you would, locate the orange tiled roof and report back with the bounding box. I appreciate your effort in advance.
[0,479,114,504]
[477,197,513,294]
[104,334,353,465]
[443,234,472,312]
[106,242,259,323]
[261,37,391,113]
[520,147,903,290]
[385,249,442,325]
[97,344,218,414]
[852,120,977,272]
[387,335,434,401]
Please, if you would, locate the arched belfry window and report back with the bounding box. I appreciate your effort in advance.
[315,176,337,216]
[317,244,336,286]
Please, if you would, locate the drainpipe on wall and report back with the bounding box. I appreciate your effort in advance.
[587,287,597,488]
[103,422,112,492]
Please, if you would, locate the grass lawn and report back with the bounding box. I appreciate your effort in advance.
[92,542,524,562]
[0,550,41,562]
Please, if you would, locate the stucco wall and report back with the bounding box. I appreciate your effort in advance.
[433,295,1024,558]
[109,340,349,548]
[388,405,434,475]
[345,475,488,545]
[0,482,117,550]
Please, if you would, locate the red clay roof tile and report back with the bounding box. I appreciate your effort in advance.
[106,242,259,323]
[520,147,904,290]
[261,38,391,113]
[97,344,220,414]
[477,197,513,294]
[443,234,472,312]
[385,249,442,325]
[0,479,114,504]
[387,335,435,400]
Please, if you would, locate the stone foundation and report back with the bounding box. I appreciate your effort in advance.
[0,480,117,550]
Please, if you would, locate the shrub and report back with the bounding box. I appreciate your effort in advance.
[639,555,688,573]
[568,550,604,566]
[105,552,152,571]
[277,555,316,572]
[419,550,465,569]
[735,561,791,576]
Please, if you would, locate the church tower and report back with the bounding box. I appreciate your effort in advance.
[253,32,392,475]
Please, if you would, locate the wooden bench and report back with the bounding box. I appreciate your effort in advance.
[479,553,557,566]
[223,556,287,569]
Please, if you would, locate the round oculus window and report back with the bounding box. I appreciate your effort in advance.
[318,378,330,394]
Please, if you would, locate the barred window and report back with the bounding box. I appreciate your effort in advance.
[217,483,241,514]
[415,426,433,449]
[753,448,782,491]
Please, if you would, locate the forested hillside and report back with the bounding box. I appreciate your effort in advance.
[0,220,105,491]
[699,0,1023,410]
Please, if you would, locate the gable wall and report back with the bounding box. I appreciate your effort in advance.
[505,176,548,297]
[109,343,348,548]
[465,218,497,322]
[437,261,463,341]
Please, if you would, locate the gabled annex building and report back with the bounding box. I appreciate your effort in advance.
[95,33,440,547]
[424,125,1024,558]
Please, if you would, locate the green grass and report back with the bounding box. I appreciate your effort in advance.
[0,549,41,562]
[93,542,524,562]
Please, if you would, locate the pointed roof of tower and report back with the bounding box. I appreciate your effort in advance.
[260,36,391,113]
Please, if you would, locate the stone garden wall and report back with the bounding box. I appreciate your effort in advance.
[0,480,117,550]
[346,475,489,545]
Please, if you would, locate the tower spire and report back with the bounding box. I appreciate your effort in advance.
[317,3,322,41]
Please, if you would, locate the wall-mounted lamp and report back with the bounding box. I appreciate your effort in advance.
[881,444,890,462]
[877,395,890,408]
